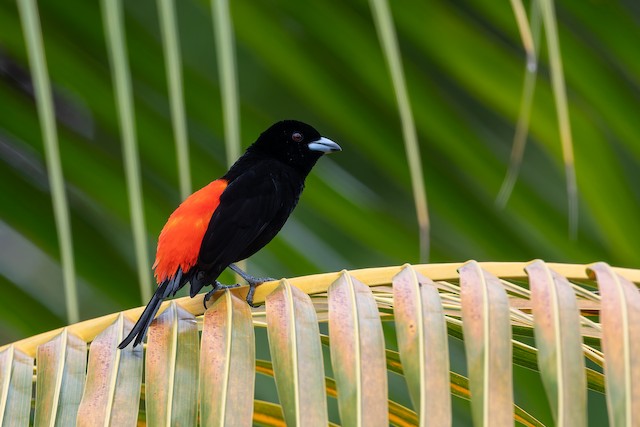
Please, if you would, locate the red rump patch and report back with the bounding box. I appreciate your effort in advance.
[153,179,228,283]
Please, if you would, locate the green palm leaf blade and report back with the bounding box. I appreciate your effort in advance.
[538,0,578,239]
[266,280,327,426]
[156,0,192,199]
[16,0,79,325]
[328,271,388,426]
[368,0,430,262]
[392,265,451,425]
[588,262,640,426]
[0,346,33,427]
[145,301,198,427]
[199,290,255,426]
[76,313,142,427]
[34,329,86,427]
[459,261,514,426]
[101,0,152,304]
[525,260,586,425]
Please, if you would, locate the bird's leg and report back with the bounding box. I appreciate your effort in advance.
[203,281,241,309]
[228,263,276,307]
[228,263,276,283]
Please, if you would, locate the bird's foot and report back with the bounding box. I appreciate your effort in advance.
[238,279,269,308]
[203,281,241,309]
[228,263,275,284]
[246,282,259,308]
[228,263,276,307]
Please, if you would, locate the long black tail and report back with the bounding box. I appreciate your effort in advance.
[118,269,184,349]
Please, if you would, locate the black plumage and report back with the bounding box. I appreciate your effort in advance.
[118,120,341,348]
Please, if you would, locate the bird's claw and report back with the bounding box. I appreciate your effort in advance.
[245,280,268,308]
[246,284,257,307]
[203,281,241,309]
[226,264,275,308]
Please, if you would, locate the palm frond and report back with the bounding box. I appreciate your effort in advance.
[1,261,635,425]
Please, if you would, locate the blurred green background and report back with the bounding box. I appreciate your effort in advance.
[1,0,639,394]
[1,0,639,342]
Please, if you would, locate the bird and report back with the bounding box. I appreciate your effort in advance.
[118,120,341,348]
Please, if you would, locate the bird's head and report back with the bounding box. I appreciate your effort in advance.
[249,120,341,174]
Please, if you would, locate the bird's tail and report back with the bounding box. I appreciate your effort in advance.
[118,269,184,349]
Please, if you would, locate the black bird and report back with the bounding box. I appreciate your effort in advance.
[118,120,341,348]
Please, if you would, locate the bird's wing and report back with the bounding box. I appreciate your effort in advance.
[153,179,228,284]
[196,164,293,277]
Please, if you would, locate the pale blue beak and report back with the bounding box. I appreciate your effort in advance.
[308,137,341,153]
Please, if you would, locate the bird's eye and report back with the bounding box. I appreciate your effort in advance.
[291,132,303,142]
